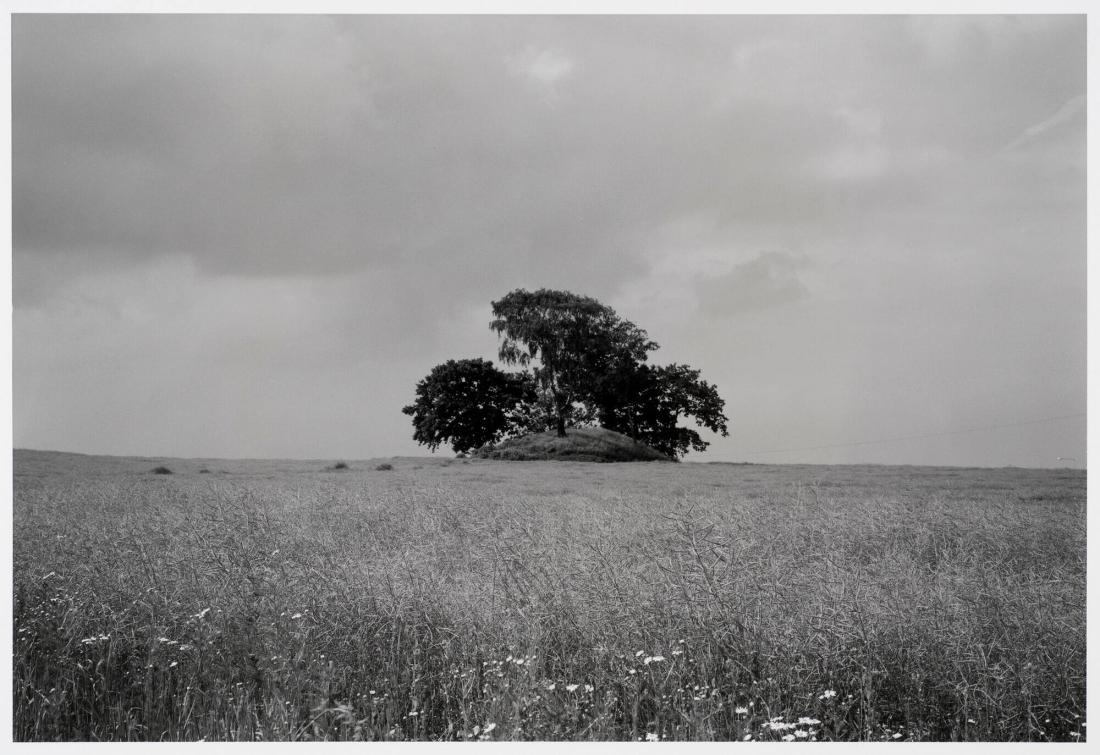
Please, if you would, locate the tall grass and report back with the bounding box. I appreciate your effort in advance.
[13,456,1086,741]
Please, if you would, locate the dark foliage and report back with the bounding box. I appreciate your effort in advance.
[594,363,729,458]
[375,463,394,471]
[405,290,729,459]
[151,466,173,475]
[490,289,657,437]
[402,358,537,454]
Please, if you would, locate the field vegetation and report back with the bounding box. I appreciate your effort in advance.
[13,450,1086,742]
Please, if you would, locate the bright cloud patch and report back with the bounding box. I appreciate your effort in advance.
[509,46,575,88]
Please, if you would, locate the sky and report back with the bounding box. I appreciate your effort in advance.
[10,12,1088,467]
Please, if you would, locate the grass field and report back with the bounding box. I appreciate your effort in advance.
[12,449,1086,742]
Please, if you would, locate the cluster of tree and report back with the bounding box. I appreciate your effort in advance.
[402,288,728,459]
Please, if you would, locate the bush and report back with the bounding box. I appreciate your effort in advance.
[151,466,173,475]
[375,463,394,471]
[475,427,671,463]
[326,462,350,472]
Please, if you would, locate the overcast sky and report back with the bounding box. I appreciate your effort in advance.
[11,13,1086,467]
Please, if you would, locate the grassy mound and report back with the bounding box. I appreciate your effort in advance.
[475,426,672,462]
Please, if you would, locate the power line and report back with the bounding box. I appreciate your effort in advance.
[744,413,1086,457]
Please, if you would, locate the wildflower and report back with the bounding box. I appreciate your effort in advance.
[795,730,809,738]
[546,683,556,691]
[782,734,796,742]
[629,669,637,675]
[967,719,976,724]
[735,707,749,715]
[483,723,496,734]
[635,650,645,657]
[169,661,178,668]
[892,733,903,740]
[290,613,303,620]
[672,649,683,656]
[742,735,752,741]
[585,684,594,693]
[193,608,211,620]
[566,684,579,692]
[797,717,820,726]
[819,689,837,700]
[645,733,659,742]
[643,655,666,665]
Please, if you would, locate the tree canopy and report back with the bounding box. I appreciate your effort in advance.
[490,288,657,437]
[594,362,729,458]
[403,289,729,459]
[401,358,535,454]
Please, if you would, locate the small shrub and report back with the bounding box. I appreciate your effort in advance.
[325,462,350,472]
[150,466,173,475]
[375,463,394,471]
[474,427,671,462]
[198,468,211,474]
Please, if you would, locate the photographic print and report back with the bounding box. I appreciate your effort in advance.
[11,9,1086,743]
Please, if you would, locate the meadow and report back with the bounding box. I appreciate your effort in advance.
[12,450,1086,742]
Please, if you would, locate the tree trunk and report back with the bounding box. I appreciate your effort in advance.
[554,393,568,437]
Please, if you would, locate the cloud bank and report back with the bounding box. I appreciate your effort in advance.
[13,15,1086,466]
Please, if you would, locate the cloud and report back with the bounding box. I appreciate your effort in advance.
[11,15,1086,465]
[696,251,810,318]
[508,46,575,88]
[1000,94,1086,153]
